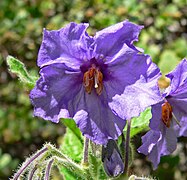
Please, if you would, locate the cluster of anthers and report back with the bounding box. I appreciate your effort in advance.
[83,64,103,95]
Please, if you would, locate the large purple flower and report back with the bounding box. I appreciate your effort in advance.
[138,59,187,169]
[30,21,161,145]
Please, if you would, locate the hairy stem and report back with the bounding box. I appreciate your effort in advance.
[120,133,126,161]
[82,137,89,165]
[45,159,54,180]
[55,156,86,179]
[13,147,48,180]
[28,165,37,180]
[124,119,131,174]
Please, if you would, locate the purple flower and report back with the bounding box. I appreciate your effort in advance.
[138,59,187,169]
[30,21,161,145]
[102,140,124,177]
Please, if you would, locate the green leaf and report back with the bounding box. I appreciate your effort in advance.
[89,154,107,180]
[58,156,88,180]
[60,161,92,180]
[6,55,37,88]
[131,107,152,128]
[60,126,83,162]
[61,118,83,142]
[124,107,152,137]
[61,166,83,180]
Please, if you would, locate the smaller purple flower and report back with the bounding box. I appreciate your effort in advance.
[138,59,187,169]
[102,140,124,177]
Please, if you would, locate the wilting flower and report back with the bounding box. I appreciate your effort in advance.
[30,21,161,145]
[102,140,124,177]
[138,59,187,169]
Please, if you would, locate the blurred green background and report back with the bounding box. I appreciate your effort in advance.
[0,0,187,179]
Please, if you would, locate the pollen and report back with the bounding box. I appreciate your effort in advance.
[83,64,103,95]
[161,102,172,128]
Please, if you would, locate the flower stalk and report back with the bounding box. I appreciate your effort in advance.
[28,165,37,180]
[120,133,126,160]
[44,159,54,180]
[124,119,131,174]
[82,137,89,166]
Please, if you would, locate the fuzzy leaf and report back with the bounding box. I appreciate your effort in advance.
[61,166,83,180]
[62,118,83,142]
[6,55,37,88]
[58,157,88,180]
[89,154,107,180]
[60,127,83,162]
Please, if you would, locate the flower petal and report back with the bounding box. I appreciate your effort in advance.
[30,63,82,122]
[37,23,93,68]
[93,20,143,58]
[149,102,163,131]
[138,130,161,156]
[102,48,140,98]
[138,127,177,169]
[165,59,187,95]
[73,92,126,145]
[167,98,187,137]
[175,119,187,137]
[105,53,161,97]
[108,56,162,120]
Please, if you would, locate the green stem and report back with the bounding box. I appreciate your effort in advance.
[55,156,86,178]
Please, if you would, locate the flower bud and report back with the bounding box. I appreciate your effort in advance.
[102,140,124,177]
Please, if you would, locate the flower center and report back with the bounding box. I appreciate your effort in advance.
[83,64,103,95]
[161,102,172,128]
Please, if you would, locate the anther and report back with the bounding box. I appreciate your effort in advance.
[83,65,103,95]
[161,102,172,128]
[161,101,181,128]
